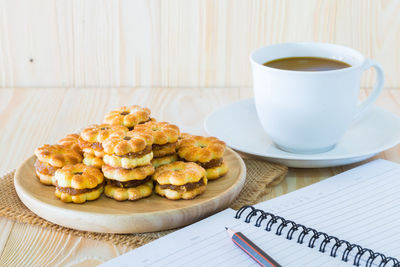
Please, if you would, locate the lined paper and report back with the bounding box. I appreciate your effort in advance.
[255,159,400,258]
[102,159,400,267]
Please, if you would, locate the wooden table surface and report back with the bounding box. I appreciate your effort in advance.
[0,87,399,266]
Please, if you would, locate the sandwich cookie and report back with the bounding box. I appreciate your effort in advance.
[78,124,128,167]
[177,134,228,180]
[55,163,104,203]
[153,161,207,200]
[102,130,154,169]
[102,130,155,201]
[34,144,82,186]
[135,121,180,168]
[102,164,155,201]
[104,105,152,130]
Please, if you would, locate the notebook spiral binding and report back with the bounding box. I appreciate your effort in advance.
[235,206,400,267]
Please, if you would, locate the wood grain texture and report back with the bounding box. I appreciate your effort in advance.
[0,87,399,266]
[0,0,400,88]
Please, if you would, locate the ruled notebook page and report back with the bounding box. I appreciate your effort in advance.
[254,159,400,259]
[101,159,400,267]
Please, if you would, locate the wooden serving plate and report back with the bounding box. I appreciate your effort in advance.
[14,148,246,233]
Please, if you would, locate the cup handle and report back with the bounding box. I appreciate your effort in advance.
[354,59,385,120]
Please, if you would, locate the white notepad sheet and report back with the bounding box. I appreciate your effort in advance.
[101,159,400,267]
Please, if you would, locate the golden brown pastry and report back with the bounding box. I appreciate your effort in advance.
[104,181,153,202]
[104,105,151,129]
[177,134,228,180]
[151,154,178,168]
[78,124,128,158]
[102,164,154,182]
[82,152,104,169]
[102,131,154,169]
[153,161,207,200]
[103,164,155,201]
[102,130,155,201]
[57,133,82,154]
[34,160,60,186]
[135,121,180,168]
[34,144,83,186]
[54,163,104,203]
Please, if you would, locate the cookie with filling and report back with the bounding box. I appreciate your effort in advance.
[134,121,180,145]
[102,164,155,201]
[104,181,153,201]
[204,161,228,180]
[79,124,128,157]
[177,134,228,180]
[104,105,151,129]
[34,144,82,186]
[54,163,104,203]
[102,131,154,168]
[153,161,207,200]
[34,159,59,186]
[135,121,180,167]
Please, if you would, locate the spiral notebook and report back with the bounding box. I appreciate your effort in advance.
[102,159,400,267]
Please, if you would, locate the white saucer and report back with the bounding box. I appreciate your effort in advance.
[204,99,400,168]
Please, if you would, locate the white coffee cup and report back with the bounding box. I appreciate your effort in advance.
[250,42,384,154]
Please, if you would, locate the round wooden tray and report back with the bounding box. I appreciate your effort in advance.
[14,148,246,233]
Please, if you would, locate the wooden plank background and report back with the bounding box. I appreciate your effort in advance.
[0,0,400,88]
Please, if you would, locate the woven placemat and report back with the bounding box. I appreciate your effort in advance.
[0,158,287,249]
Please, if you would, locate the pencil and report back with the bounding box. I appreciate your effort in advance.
[225,227,281,267]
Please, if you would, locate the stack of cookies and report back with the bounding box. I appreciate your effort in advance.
[177,134,228,180]
[78,124,128,168]
[102,131,155,201]
[33,104,229,203]
[135,121,180,168]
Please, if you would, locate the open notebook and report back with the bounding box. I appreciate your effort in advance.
[102,159,400,267]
